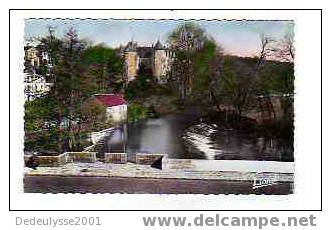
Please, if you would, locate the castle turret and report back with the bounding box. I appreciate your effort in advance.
[153,40,171,83]
[154,40,164,50]
[123,41,138,82]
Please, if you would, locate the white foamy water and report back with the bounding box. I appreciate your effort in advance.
[183,123,221,159]
[90,127,116,144]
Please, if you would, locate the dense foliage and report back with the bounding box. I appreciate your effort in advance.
[24,23,294,153]
[24,28,124,152]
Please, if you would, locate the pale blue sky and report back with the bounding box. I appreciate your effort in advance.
[25,19,294,57]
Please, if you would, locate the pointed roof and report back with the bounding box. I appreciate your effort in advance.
[124,41,137,52]
[154,40,164,50]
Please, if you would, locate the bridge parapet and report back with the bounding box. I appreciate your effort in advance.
[66,152,97,163]
[135,153,167,165]
[105,153,127,164]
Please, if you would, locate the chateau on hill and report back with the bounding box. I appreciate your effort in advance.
[123,40,174,83]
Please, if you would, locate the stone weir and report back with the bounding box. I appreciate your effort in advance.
[90,127,116,144]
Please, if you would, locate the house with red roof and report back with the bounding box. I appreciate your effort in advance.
[94,94,127,123]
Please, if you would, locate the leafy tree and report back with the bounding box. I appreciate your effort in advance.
[80,98,107,131]
[220,57,253,117]
[192,40,223,110]
[24,27,124,152]
[127,102,154,122]
[24,97,56,126]
[51,27,87,119]
[82,44,124,93]
[24,96,60,152]
[37,26,63,82]
[257,61,294,121]
[168,23,208,101]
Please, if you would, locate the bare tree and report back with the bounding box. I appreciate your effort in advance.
[270,33,295,62]
[234,34,273,118]
[256,33,295,122]
[268,33,295,121]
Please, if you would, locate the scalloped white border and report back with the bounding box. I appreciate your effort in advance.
[9,10,321,210]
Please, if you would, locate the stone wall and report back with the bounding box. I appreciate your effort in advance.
[24,153,69,167]
[37,156,62,167]
[24,152,97,167]
[24,152,166,167]
[105,153,127,164]
[67,152,97,163]
[136,153,166,165]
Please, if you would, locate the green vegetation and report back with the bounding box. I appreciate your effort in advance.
[127,102,154,122]
[24,27,124,153]
[24,23,294,153]
[165,22,294,148]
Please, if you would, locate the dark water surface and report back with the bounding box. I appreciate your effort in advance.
[97,108,293,162]
[24,109,294,194]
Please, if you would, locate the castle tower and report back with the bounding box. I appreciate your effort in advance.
[153,40,170,83]
[123,41,138,82]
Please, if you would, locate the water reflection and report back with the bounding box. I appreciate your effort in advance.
[126,116,189,159]
[183,121,293,161]
[94,112,293,162]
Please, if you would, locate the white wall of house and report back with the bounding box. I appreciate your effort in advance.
[24,73,53,101]
[106,104,127,123]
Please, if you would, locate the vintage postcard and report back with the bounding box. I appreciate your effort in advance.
[7,9,322,212]
[21,17,295,195]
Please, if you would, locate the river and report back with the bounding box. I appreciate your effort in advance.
[94,108,294,162]
[24,109,294,194]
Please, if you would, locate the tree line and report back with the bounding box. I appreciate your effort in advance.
[24,23,294,153]
[167,23,294,123]
[25,27,124,152]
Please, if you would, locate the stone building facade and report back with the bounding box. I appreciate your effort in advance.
[24,44,51,69]
[24,44,53,101]
[24,73,53,101]
[123,49,139,82]
[123,40,173,83]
